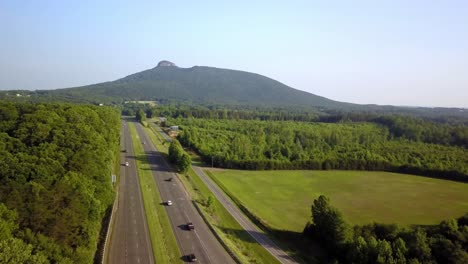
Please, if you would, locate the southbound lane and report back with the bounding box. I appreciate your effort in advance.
[107,121,154,264]
[134,122,235,264]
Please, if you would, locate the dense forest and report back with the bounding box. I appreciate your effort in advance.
[169,118,468,181]
[122,103,468,124]
[304,195,468,263]
[0,102,120,263]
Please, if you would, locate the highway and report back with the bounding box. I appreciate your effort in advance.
[108,121,154,264]
[134,122,235,264]
[150,122,296,263]
[192,166,298,264]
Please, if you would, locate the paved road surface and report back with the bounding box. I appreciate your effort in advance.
[150,122,172,142]
[108,121,154,264]
[152,122,297,264]
[192,166,298,264]
[135,122,235,264]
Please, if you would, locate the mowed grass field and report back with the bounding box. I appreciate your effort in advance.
[208,169,468,232]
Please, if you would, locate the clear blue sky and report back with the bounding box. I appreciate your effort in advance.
[1,0,467,107]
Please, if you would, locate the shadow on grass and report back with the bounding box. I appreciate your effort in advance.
[215,226,325,264]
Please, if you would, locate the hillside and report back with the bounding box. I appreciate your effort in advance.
[37,61,353,109]
[2,60,467,119]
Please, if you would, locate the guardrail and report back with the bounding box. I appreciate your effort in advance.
[101,187,119,264]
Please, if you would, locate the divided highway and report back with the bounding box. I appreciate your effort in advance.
[134,122,235,264]
[108,121,154,264]
[151,123,297,264]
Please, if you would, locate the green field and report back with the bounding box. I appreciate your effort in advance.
[208,169,468,232]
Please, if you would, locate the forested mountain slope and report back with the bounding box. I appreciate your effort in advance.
[49,61,352,109]
[0,102,120,263]
[2,61,467,120]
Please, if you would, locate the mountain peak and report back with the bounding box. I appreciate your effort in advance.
[157,60,177,67]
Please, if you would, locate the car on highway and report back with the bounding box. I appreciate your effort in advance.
[188,254,197,262]
[125,161,129,166]
[186,222,194,230]
[165,200,173,206]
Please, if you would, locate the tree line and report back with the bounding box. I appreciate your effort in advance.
[0,102,120,263]
[304,195,468,263]
[170,118,467,181]
[168,139,191,174]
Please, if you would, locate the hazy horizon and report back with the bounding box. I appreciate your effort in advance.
[1,1,467,108]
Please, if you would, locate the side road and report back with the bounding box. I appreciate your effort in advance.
[192,166,298,264]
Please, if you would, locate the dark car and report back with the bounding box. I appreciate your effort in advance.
[188,254,197,262]
[186,222,194,230]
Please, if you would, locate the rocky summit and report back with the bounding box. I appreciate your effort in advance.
[157,60,176,67]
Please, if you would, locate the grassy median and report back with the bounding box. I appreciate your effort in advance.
[145,124,280,264]
[128,123,182,263]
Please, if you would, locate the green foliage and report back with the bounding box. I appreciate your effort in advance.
[135,108,146,122]
[0,204,17,240]
[173,118,468,181]
[307,195,351,250]
[168,139,191,173]
[304,196,468,264]
[206,195,214,208]
[0,237,48,264]
[0,102,120,263]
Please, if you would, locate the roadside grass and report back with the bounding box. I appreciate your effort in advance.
[208,169,468,231]
[145,124,281,264]
[128,123,182,263]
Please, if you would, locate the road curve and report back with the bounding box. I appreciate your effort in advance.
[107,121,154,264]
[192,166,298,264]
[135,122,235,264]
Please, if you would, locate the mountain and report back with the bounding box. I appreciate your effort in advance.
[40,60,354,109]
[2,60,467,120]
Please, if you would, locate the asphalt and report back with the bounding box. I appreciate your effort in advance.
[150,122,297,264]
[192,166,298,264]
[108,121,154,264]
[134,122,236,264]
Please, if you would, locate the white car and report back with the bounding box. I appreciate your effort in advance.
[166,200,173,206]
[125,162,129,166]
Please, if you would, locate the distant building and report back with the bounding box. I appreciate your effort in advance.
[170,126,179,131]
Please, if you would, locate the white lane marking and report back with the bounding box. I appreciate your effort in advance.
[193,230,213,264]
